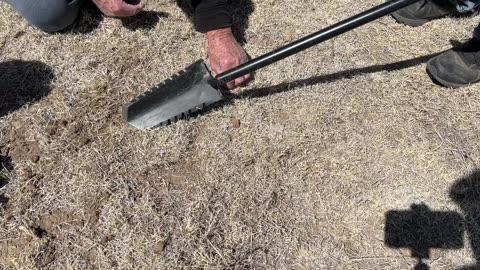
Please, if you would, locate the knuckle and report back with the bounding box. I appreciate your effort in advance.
[221,59,238,67]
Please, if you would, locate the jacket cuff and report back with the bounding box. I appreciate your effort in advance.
[194,0,232,33]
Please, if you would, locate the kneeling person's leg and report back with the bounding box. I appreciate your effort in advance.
[5,0,84,32]
[452,0,480,12]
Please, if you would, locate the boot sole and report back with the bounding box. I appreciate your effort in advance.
[426,59,466,88]
[391,13,428,26]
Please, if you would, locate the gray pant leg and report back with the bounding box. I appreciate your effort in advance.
[4,0,85,32]
[448,0,480,38]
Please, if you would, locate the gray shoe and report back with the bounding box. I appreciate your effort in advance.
[427,38,480,88]
[391,0,462,26]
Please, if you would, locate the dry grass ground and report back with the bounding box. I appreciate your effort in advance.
[1,0,480,269]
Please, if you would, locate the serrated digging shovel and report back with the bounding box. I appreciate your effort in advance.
[123,0,420,129]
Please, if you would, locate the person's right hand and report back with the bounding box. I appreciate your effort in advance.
[92,0,144,17]
[207,28,250,90]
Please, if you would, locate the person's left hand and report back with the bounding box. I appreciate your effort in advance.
[207,27,250,90]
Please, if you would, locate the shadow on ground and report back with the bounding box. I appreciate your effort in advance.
[175,0,254,44]
[64,1,166,33]
[0,60,55,117]
[384,170,480,270]
[385,203,464,270]
[121,11,168,31]
[450,170,480,270]
[242,51,442,99]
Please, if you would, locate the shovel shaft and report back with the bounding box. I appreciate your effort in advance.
[215,0,420,85]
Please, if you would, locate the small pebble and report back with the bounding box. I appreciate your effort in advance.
[231,118,241,128]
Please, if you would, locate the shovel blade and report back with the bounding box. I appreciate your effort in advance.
[123,60,224,129]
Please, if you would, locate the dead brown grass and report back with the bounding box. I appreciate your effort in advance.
[1,0,480,269]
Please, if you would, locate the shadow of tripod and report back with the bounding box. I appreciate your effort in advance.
[385,203,465,270]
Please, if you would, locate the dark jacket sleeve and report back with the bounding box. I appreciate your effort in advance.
[192,0,232,33]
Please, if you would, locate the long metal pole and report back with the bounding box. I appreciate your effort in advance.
[215,0,420,84]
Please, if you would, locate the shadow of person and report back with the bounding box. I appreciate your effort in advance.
[175,0,254,45]
[450,170,480,270]
[121,10,169,31]
[0,60,55,117]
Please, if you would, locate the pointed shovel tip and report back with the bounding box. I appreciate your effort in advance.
[122,59,224,130]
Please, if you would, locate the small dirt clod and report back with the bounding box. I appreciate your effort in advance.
[231,118,241,128]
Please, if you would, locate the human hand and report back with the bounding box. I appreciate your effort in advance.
[92,0,144,17]
[207,27,250,90]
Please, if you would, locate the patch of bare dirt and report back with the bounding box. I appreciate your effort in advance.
[7,126,43,163]
[0,225,56,268]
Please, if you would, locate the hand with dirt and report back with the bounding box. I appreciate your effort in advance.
[92,0,144,17]
[207,27,250,90]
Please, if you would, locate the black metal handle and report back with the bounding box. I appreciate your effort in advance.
[215,0,420,84]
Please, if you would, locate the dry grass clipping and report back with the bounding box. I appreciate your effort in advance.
[1,0,480,269]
